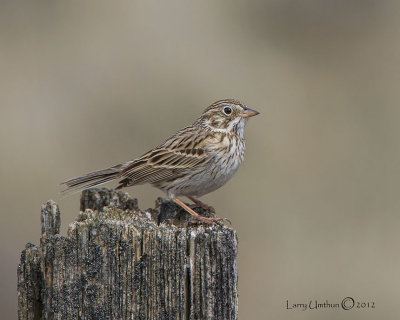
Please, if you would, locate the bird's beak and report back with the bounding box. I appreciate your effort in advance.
[239,107,260,118]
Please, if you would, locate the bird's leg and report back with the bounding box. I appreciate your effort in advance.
[173,198,225,224]
[187,196,216,213]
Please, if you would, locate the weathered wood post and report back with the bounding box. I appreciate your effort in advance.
[17,188,238,319]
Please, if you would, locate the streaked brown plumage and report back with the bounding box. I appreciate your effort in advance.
[62,99,259,223]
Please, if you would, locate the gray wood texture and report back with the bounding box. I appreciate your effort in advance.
[18,188,238,320]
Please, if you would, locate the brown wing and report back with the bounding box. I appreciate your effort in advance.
[117,126,211,188]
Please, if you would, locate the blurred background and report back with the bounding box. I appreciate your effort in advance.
[1,1,400,319]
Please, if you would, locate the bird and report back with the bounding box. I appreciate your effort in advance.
[62,99,259,223]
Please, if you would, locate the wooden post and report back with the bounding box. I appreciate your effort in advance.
[17,189,238,319]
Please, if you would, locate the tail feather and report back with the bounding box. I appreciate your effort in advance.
[61,166,122,196]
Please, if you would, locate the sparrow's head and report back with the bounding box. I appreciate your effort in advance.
[198,99,259,136]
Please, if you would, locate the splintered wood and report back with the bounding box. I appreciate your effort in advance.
[18,188,238,320]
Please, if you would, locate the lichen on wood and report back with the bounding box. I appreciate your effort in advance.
[17,188,238,320]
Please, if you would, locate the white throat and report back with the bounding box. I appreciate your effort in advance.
[236,118,247,139]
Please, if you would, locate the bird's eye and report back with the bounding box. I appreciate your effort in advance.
[223,107,232,115]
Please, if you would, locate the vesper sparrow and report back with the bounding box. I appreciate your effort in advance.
[62,99,259,223]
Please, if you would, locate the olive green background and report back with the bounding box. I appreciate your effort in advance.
[1,1,400,319]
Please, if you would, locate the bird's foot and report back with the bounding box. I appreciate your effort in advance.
[187,196,216,213]
[173,197,230,225]
[191,215,230,224]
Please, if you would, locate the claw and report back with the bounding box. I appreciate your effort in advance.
[187,196,216,213]
[173,197,230,225]
[191,215,227,224]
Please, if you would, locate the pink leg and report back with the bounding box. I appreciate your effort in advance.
[187,196,216,213]
[173,198,226,224]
